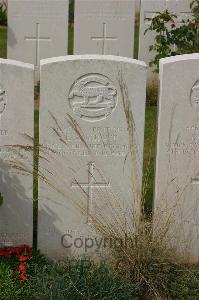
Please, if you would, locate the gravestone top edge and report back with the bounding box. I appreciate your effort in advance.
[160,53,199,66]
[40,55,147,68]
[159,53,199,79]
[0,58,34,70]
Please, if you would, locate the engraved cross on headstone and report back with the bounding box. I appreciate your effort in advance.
[71,162,110,224]
[91,23,117,54]
[0,90,6,115]
[24,23,51,68]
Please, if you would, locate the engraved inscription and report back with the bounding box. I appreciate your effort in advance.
[48,126,128,157]
[69,74,117,122]
[25,23,51,67]
[91,23,117,54]
[190,80,199,108]
[71,162,110,224]
[0,85,7,116]
[166,141,199,155]
[0,130,8,136]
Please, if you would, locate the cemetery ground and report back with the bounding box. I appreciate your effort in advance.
[0,25,199,300]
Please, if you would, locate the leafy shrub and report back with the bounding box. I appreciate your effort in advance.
[145,0,199,72]
[0,1,7,26]
[0,254,142,300]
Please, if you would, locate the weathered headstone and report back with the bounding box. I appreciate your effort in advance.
[38,55,146,259]
[74,0,135,57]
[154,54,199,264]
[7,0,69,81]
[0,58,34,247]
[139,0,192,82]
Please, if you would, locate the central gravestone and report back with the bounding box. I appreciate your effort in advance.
[38,55,146,259]
[74,0,135,57]
[8,0,69,81]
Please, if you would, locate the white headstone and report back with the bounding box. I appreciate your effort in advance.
[74,0,135,57]
[0,59,34,247]
[7,0,69,81]
[139,0,192,82]
[38,55,146,259]
[154,54,199,264]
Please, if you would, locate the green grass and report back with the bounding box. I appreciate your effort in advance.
[143,106,157,213]
[68,25,74,55]
[134,22,139,59]
[0,254,142,300]
[0,26,7,58]
[0,253,198,300]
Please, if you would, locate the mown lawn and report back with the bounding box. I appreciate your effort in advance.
[0,26,7,58]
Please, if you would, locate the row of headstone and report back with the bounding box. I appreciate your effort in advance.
[0,54,198,263]
[6,0,192,82]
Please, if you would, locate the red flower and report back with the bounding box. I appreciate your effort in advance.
[7,248,15,255]
[14,246,24,255]
[18,264,26,273]
[0,249,11,257]
[19,273,28,281]
[0,244,32,282]
[19,255,30,262]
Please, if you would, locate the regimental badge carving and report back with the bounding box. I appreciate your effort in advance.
[0,85,6,116]
[190,80,199,108]
[69,74,118,122]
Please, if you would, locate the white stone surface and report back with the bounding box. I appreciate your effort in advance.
[7,0,69,81]
[0,59,34,247]
[38,55,146,259]
[154,54,199,264]
[74,0,135,58]
[139,0,192,82]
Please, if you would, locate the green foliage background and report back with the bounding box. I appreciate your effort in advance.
[145,0,199,72]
